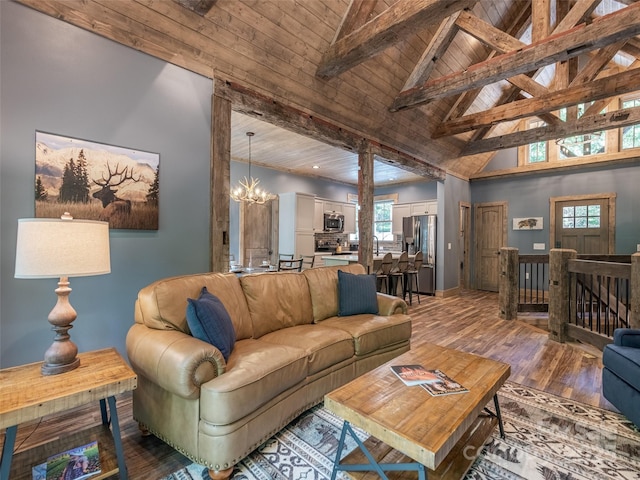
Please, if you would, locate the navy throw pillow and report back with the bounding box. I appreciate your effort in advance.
[338,270,379,316]
[186,287,236,361]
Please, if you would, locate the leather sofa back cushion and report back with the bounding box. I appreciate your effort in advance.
[241,272,313,338]
[303,263,366,322]
[135,272,253,340]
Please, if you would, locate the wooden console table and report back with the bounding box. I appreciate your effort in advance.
[0,348,137,480]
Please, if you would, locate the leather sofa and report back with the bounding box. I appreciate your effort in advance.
[126,264,411,478]
[602,328,640,428]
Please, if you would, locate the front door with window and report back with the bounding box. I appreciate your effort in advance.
[551,194,614,254]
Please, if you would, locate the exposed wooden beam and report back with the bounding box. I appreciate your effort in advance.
[214,79,446,181]
[358,144,374,274]
[582,59,640,117]
[531,0,551,42]
[171,0,216,16]
[462,105,640,156]
[434,66,640,138]
[391,1,640,111]
[569,40,628,86]
[211,91,231,273]
[332,0,378,44]
[316,0,477,79]
[402,12,461,90]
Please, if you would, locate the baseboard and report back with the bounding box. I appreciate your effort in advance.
[435,286,459,298]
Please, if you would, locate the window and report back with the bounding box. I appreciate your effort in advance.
[557,104,605,159]
[527,120,547,163]
[562,205,601,229]
[374,200,394,241]
[621,97,640,149]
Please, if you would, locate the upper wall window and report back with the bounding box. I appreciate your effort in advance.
[621,97,640,149]
[556,104,605,159]
[527,119,547,163]
[374,200,394,241]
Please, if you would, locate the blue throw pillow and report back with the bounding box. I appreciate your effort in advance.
[338,270,379,316]
[186,287,236,361]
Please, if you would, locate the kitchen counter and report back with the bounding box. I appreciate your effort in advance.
[322,252,414,267]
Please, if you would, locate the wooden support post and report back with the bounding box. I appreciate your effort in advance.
[630,253,640,329]
[548,248,577,343]
[210,90,231,273]
[499,247,519,320]
[358,143,374,274]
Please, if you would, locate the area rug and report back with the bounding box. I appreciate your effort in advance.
[162,381,640,480]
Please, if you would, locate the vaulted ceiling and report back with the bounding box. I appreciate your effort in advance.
[18,0,640,186]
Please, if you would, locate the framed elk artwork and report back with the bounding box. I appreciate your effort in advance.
[34,131,159,230]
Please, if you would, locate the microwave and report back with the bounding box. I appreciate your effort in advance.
[324,212,344,232]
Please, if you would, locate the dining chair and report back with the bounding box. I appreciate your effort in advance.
[278,258,303,272]
[300,254,315,270]
[376,252,393,293]
[388,251,408,297]
[404,251,423,305]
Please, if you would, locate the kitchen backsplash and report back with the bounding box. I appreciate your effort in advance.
[315,232,402,252]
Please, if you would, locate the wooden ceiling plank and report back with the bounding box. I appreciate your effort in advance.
[434,66,640,138]
[215,80,446,181]
[316,0,477,79]
[462,104,640,156]
[442,0,532,122]
[171,0,217,17]
[402,12,462,90]
[391,3,640,111]
[332,0,378,44]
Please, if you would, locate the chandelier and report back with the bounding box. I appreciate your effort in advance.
[230,132,274,205]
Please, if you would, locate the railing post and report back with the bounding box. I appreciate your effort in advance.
[631,253,640,329]
[499,247,519,320]
[548,248,576,343]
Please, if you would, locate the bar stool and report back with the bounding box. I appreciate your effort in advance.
[376,253,393,293]
[388,251,408,297]
[404,251,422,305]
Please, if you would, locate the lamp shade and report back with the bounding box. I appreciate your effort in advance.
[15,216,111,279]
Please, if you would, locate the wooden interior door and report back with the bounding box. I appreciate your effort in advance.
[459,202,471,289]
[553,197,611,254]
[239,200,277,267]
[474,202,507,292]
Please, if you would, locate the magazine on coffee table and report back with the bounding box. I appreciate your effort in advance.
[390,364,440,386]
[420,369,468,396]
[35,440,101,480]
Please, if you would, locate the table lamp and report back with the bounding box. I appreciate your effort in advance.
[14,212,111,375]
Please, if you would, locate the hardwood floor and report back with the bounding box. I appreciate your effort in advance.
[3,289,613,479]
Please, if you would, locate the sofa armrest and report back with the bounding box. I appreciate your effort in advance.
[126,323,226,400]
[613,328,640,348]
[376,293,408,316]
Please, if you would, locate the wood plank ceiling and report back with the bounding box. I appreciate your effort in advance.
[16,0,640,186]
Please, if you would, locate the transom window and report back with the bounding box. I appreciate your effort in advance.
[557,104,605,159]
[527,119,547,163]
[621,97,640,149]
[562,205,601,229]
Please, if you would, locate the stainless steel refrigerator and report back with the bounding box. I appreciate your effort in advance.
[402,215,436,295]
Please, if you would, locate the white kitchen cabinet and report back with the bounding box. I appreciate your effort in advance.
[279,192,316,258]
[314,199,325,232]
[324,201,343,213]
[313,252,326,268]
[392,204,411,233]
[342,203,357,233]
[409,200,438,216]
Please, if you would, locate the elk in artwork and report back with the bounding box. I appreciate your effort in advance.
[92,162,141,223]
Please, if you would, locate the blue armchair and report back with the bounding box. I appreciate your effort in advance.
[602,328,640,428]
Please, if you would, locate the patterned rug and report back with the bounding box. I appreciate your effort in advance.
[162,382,640,480]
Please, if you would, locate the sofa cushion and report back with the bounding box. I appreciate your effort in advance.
[260,324,354,375]
[135,272,253,340]
[603,344,640,392]
[338,270,379,316]
[240,272,313,338]
[303,264,367,322]
[186,287,236,361]
[199,338,307,425]
[321,313,412,356]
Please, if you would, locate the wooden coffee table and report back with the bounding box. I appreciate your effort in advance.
[324,343,510,480]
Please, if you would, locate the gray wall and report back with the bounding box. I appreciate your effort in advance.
[1,2,213,368]
[471,163,640,254]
